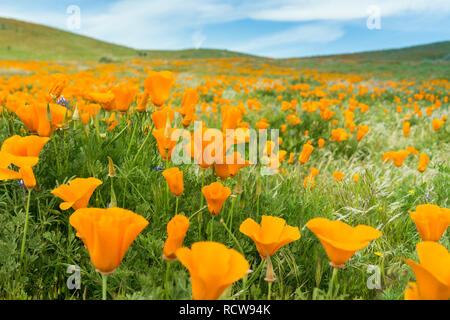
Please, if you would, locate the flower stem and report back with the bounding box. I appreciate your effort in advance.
[165,260,171,300]
[19,189,32,268]
[210,215,215,241]
[267,281,272,300]
[102,273,108,300]
[175,197,179,215]
[327,267,338,299]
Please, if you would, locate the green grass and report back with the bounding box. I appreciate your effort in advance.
[0,55,448,300]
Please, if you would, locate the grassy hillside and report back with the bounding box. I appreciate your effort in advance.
[283,41,450,80]
[0,18,255,61]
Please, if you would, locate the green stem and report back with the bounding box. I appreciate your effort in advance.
[125,120,138,158]
[327,267,338,299]
[210,215,215,241]
[52,136,61,175]
[226,196,236,230]
[267,281,272,300]
[102,273,108,300]
[220,219,244,254]
[19,189,32,268]
[165,261,171,300]
[130,123,153,167]
[200,170,205,209]
[175,197,179,215]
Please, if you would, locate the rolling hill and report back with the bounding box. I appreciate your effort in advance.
[0,17,255,61]
[0,16,448,77]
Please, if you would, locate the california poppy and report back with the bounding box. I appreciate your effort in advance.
[69,207,149,274]
[175,241,249,300]
[162,167,184,197]
[240,215,301,259]
[409,204,450,242]
[144,70,175,107]
[404,241,450,300]
[163,214,190,261]
[298,144,314,164]
[333,171,345,182]
[417,153,430,172]
[202,182,231,216]
[306,217,381,267]
[356,125,370,141]
[51,177,103,210]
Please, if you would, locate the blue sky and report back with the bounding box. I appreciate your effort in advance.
[1,0,449,58]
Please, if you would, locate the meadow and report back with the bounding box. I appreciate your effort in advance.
[0,51,449,301]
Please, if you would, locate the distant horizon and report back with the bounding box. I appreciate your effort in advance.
[1,0,450,58]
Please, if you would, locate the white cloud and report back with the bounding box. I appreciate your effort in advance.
[0,0,448,56]
[249,0,450,22]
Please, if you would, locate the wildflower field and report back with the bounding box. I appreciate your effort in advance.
[0,53,449,301]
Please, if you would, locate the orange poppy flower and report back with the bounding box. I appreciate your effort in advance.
[1,135,49,168]
[306,217,381,267]
[333,171,345,182]
[403,120,410,137]
[303,167,319,189]
[331,128,349,142]
[111,84,137,113]
[356,125,370,141]
[202,182,231,216]
[175,241,249,300]
[15,103,69,137]
[353,173,360,182]
[163,214,190,261]
[222,106,242,132]
[417,153,430,172]
[409,204,450,242]
[69,207,149,274]
[162,167,184,197]
[144,70,175,107]
[404,241,450,300]
[318,138,325,148]
[240,215,301,258]
[152,128,177,160]
[432,119,444,131]
[135,90,149,113]
[151,106,175,130]
[298,143,314,164]
[51,177,103,210]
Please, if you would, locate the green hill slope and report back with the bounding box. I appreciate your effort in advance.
[0,17,255,61]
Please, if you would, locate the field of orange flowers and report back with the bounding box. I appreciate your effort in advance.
[0,57,448,300]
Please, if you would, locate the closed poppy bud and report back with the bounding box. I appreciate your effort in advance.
[163,214,190,261]
[298,143,314,164]
[162,167,184,197]
[417,153,430,173]
[409,204,450,242]
[19,166,36,189]
[403,120,410,137]
[404,241,450,300]
[69,207,148,274]
[288,152,294,164]
[240,215,301,259]
[202,182,231,216]
[176,241,249,300]
[318,138,325,148]
[306,217,381,267]
[303,167,319,189]
[333,171,345,182]
[51,177,103,210]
